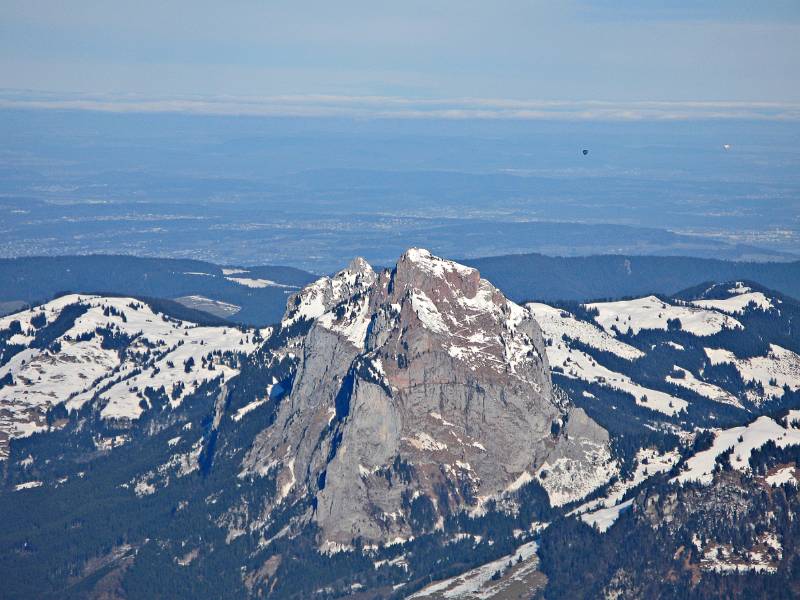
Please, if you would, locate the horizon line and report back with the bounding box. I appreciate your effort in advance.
[2,89,799,122]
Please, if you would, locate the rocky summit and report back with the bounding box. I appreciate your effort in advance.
[243,248,610,548]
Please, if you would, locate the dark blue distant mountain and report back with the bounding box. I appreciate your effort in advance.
[464,253,800,303]
[0,255,316,326]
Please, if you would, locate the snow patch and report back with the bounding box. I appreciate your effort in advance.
[691,292,773,315]
[403,432,448,452]
[528,303,644,360]
[587,295,741,337]
[704,345,800,401]
[409,540,539,599]
[676,416,800,485]
[14,480,43,491]
[666,366,742,408]
[580,499,634,533]
[766,466,797,487]
[226,277,299,289]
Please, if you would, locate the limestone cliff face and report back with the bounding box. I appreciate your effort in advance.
[242,249,610,547]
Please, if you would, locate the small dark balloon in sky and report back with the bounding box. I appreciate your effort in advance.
[582,149,589,156]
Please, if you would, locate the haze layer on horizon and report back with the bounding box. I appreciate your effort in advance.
[1,1,799,108]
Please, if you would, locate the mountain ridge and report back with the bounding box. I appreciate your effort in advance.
[1,252,800,598]
[2,254,800,329]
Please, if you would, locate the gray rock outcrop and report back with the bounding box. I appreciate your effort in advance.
[241,249,612,547]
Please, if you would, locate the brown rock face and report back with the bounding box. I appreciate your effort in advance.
[241,249,609,548]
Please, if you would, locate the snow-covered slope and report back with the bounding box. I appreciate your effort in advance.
[704,345,800,401]
[528,303,644,360]
[676,412,800,485]
[0,294,263,458]
[586,295,742,336]
[690,282,776,315]
[528,282,800,416]
[575,447,681,531]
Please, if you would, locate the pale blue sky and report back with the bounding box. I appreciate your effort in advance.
[1,1,799,116]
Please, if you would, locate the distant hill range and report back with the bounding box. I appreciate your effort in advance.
[463,253,800,304]
[1,253,799,326]
[0,255,316,326]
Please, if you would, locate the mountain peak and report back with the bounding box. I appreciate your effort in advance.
[369,249,543,384]
[396,247,480,294]
[243,249,609,547]
[346,255,372,275]
[281,256,375,328]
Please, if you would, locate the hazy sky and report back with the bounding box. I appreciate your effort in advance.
[1,1,799,115]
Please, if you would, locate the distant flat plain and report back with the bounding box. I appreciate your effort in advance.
[1,110,798,272]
